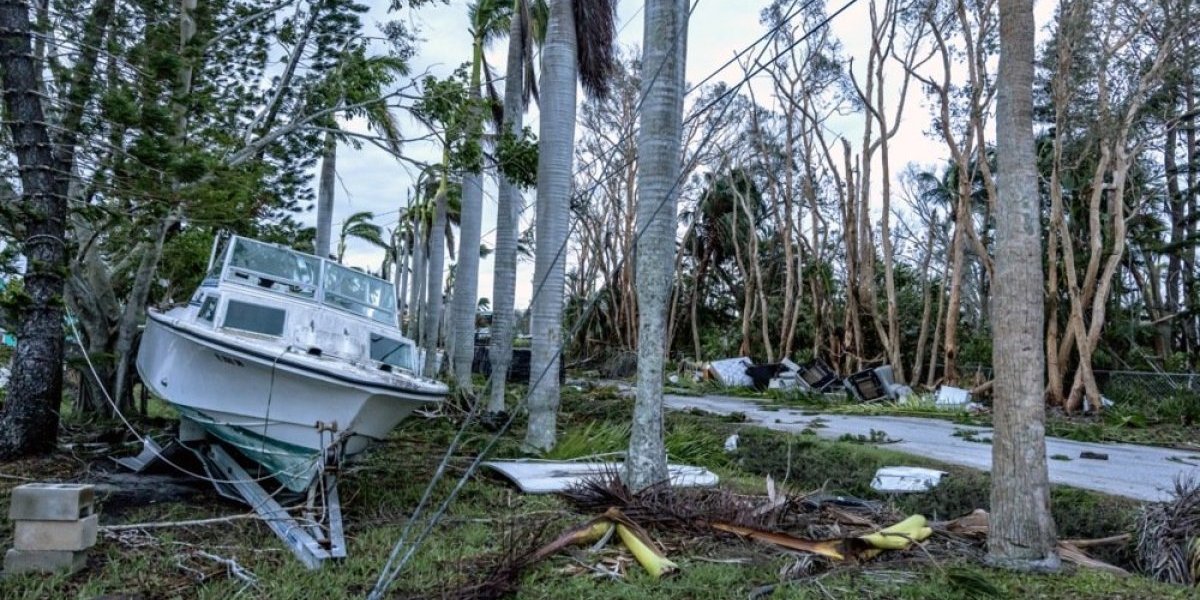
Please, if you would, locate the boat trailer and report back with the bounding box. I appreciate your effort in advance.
[117,420,347,569]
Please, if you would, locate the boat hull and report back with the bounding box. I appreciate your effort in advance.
[137,313,442,491]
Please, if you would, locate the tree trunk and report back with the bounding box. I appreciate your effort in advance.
[396,230,409,319]
[422,187,449,378]
[315,131,337,259]
[626,0,687,492]
[408,219,425,340]
[525,0,577,451]
[488,4,527,415]
[112,213,178,409]
[911,226,937,385]
[0,0,78,456]
[451,36,487,392]
[988,0,1059,570]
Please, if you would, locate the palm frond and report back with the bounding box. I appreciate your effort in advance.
[470,0,514,45]
[572,0,617,99]
[482,60,506,128]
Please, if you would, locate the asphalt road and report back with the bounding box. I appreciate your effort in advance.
[665,393,1200,502]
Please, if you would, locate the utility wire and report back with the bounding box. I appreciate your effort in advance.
[366,0,861,595]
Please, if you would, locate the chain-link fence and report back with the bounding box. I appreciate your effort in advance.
[959,364,1200,400]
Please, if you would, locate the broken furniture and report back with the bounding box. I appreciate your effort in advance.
[845,365,912,402]
[705,357,755,387]
[5,483,98,575]
[794,359,840,393]
[745,363,786,391]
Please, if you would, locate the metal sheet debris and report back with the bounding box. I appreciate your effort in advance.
[482,460,720,494]
[870,466,947,493]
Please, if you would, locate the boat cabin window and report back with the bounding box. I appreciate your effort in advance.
[198,295,219,322]
[370,334,415,371]
[225,238,319,299]
[223,300,286,336]
[323,263,396,325]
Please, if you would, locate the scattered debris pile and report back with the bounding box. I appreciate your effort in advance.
[441,472,1129,598]
[1137,478,1200,586]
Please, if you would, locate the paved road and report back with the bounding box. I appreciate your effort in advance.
[665,393,1200,502]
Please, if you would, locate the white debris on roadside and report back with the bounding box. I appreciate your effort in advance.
[705,357,754,387]
[870,466,947,493]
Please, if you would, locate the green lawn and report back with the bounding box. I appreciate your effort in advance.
[0,384,1192,599]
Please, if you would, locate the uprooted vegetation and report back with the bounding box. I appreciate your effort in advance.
[0,384,1196,599]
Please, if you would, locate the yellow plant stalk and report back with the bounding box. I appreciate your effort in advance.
[528,518,615,563]
[615,523,679,579]
[859,515,930,550]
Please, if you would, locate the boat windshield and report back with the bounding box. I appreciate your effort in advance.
[226,238,320,299]
[370,334,416,371]
[323,262,396,325]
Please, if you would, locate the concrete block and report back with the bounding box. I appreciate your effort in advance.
[3,548,87,575]
[14,514,99,551]
[8,483,95,521]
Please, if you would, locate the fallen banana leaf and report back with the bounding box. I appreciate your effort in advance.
[710,522,846,560]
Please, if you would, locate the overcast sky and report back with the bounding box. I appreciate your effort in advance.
[319,0,1054,310]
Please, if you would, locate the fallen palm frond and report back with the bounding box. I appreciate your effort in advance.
[939,508,1130,577]
[1058,541,1130,577]
[1136,477,1200,585]
[561,467,802,533]
[710,522,846,560]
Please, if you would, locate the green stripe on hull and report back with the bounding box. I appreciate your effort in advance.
[175,406,321,492]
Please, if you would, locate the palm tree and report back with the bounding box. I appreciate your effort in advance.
[625,0,688,490]
[988,0,1059,571]
[336,211,387,262]
[524,0,617,451]
[314,45,408,259]
[488,0,546,415]
[451,0,515,393]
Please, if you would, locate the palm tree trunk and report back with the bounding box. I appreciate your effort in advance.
[488,3,528,414]
[315,131,337,259]
[395,229,408,316]
[988,0,1058,570]
[451,38,487,392]
[422,187,449,377]
[626,0,687,491]
[525,0,578,451]
[408,219,425,340]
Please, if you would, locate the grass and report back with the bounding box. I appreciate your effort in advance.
[0,383,1189,599]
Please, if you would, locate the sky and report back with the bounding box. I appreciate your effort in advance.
[317,0,1056,310]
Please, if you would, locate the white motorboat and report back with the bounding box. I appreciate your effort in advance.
[136,235,447,493]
